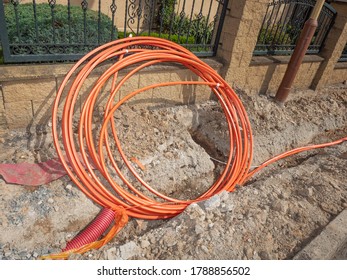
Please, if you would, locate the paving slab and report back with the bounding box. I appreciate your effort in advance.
[294,209,347,260]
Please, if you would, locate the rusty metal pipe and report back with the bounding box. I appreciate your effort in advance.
[274,18,318,104]
[275,0,325,104]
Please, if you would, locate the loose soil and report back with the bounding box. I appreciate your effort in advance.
[0,84,346,260]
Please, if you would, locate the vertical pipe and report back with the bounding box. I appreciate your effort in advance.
[274,0,325,104]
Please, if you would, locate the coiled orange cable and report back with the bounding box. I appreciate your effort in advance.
[47,36,347,259]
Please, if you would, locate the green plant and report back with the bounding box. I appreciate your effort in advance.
[156,1,214,45]
[117,31,195,45]
[172,14,213,44]
[258,24,293,46]
[141,31,195,44]
[157,0,176,29]
[4,3,117,49]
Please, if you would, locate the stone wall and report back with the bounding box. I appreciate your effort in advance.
[0,59,222,132]
[331,63,347,84]
[246,55,325,94]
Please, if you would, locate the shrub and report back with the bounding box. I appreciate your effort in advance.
[157,1,215,45]
[258,24,292,46]
[1,2,213,62]
[170,14,214,45]
[4,3,117,48]
[118,31,195,45]
[157,0,176,30]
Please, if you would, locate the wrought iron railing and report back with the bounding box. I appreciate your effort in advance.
[0,0,229,63]
[253,0,336,56]
[339,44,347,62]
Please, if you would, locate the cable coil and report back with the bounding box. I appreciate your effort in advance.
[50,37,347,258]
[52,36,254,219]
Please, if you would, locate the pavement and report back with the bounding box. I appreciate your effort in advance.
[294,209,347,260]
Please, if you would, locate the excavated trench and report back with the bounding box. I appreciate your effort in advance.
[0,84,346,259]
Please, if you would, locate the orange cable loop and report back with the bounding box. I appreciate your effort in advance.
[49,36,347,259]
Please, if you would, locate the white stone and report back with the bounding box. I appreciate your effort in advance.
[119,241,140,260]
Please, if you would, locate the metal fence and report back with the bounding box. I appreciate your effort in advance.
[0,0,229,63]
[253,0,336,56]
[339,44,347,62]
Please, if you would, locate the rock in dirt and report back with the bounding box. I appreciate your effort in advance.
[203,195,221,211]
[119,241,140,260]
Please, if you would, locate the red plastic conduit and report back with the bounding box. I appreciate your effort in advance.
[63,208,115,252]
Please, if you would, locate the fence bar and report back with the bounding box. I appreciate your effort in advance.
[110,0,116,40]
[213,0,229,56]
[98,0,101,45]
[13,1,21,43]
[32,0,39,44]
[81,0,88,45]
[0,1,11,61]
[68,0,72,44]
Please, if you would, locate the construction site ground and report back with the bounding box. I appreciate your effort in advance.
[0,84,346,260]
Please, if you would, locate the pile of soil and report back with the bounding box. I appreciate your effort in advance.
[0,84,346,260]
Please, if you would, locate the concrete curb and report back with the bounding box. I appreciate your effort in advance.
[294,209,347,260]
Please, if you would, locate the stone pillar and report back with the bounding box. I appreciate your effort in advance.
[311,2,347,90]
[217,0,269,88]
